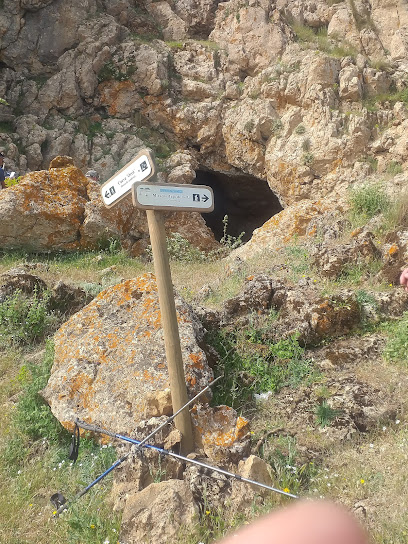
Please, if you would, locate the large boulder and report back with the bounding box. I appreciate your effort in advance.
[0,160,217,255]
[41,274,214,435]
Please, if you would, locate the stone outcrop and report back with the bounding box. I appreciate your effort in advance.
[0,159,217,254]
[1,1,408,261]
[41,274,214,435]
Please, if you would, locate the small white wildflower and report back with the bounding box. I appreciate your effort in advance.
[79,463,82,467]
[382,426,387,431]
[70,462,73,467]
[369,444,374,448]
[327,483,331,487]
[53,468,56,471]
[17,470,21,475]
[103,540,110,544]
[102,444,108,449]
[396,419,400,424]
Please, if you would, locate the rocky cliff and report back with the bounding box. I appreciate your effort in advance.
[1,0,408,250]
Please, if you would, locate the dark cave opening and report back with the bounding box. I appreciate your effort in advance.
[195,170,283,243]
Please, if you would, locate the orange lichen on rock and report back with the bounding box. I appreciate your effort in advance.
[388,244,399,255]
[41,275,213,437]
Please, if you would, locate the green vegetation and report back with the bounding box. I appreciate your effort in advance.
[302,151,314,166]
[363,87,408,112]
[0,289,55,346]
[97,60,135,83]
[0,120,14,134]
[359,156,378,173]
[166,41,184,50]
[348,182,391,225]
[219,215,245,251]
[0,97,9,106]
[209,328,317,409]
[147,232,205,263]
[5,175,21,187]
[315,401,341,427]
[383,311,408,364]
[77,117,104,140]
[0,341,121,543]
[385,161,403,176]
[295,124,306,135]
[290,22,358,58]
[336,259,383,285]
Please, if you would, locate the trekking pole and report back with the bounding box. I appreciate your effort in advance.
[74,422,299,500]
[51,375,223,516]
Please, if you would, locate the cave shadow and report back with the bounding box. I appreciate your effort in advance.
[195,170,283,243]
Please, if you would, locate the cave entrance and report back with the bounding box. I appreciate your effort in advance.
[195,170,283,243]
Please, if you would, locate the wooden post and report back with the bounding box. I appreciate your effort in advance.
[146,209,194,454]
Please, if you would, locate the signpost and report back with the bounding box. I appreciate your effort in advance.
[132,182,214,212]
[100,149,156,208]
[100,149,214,455]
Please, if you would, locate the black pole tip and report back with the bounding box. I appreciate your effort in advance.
[50,492,67,509]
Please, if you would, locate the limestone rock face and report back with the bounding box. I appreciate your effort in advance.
[2,0,408,259]
[210,2,290,76]
[41,274,213,435]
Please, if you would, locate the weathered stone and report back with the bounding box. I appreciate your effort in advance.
[311,231,381,279]
[119,480,198,544]
[191,404,250,464]
[0,162,217,255]
[49,155,75,168]
[49,280,91,315]
[0,270,47,301]
[41,274,213,435]
[222,274,275,319]
[0,166,89,252]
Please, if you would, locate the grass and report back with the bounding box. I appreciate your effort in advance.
[0,289,56,346]
[348,182,391,226]
[315,401,341,427]
[0,341,121,544]
[382,311,408,364]
[1,207,408,543]
[363,87,408,112]
[290,22,358,58]
[208,327,318,410]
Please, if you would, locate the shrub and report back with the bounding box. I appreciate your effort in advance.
[302,151,314,166]
[386,161,403,176]
[349,183,390,222]
[147,232,205,263]
[0,289,55,345]
[219,215,245,250]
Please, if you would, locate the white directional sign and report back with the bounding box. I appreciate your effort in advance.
[132,182,214,213]
[101,149,156,208]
